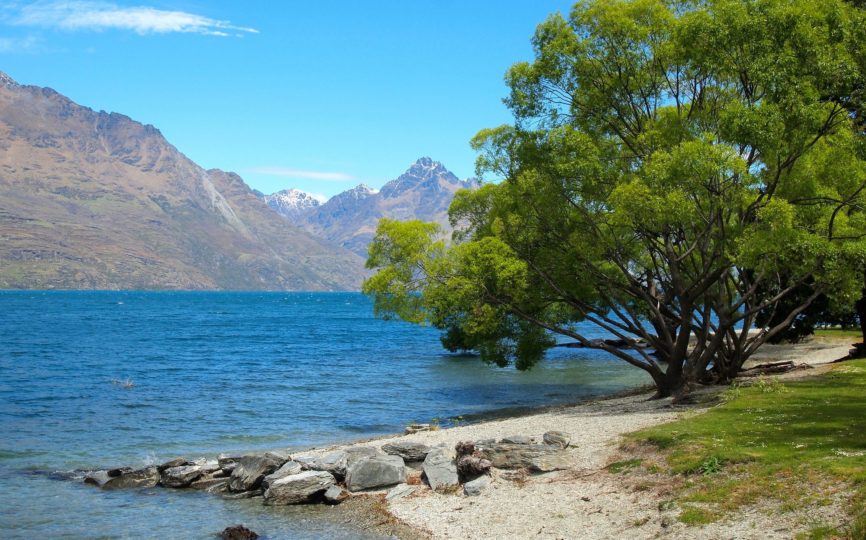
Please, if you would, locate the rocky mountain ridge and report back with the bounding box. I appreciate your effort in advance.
[0,71,366,290]
[265,158,479,256]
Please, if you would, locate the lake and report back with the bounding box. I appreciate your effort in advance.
[0,291,649,538]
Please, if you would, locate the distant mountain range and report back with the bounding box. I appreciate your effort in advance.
[0,72,367,290]
[264,157,479,256]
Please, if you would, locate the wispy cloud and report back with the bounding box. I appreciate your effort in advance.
[10,1,258,37]
[0,35,40,52]
[250,167,357,182]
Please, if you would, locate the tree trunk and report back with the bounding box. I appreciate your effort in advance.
[854,284,866,358]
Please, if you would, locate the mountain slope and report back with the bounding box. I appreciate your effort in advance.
[269,158,478,256]
[0,72,366,290]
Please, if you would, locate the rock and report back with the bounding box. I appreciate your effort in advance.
[219,524,259,540]
[300,447,379,480]
[464,475,491,496]
[382,441,431,462]
[206,481,230,495]
[543,431,571,449]
[323,484,350,505]
[102,467,159,490]
[264,450,292,462]
[476,444,574,472]
[263,470,335,505]
[404,423,431,434]
[83,470,110,487]
[345,455,406,491]
[161,465,204,488]
[457,455,492,480]
[422,447,459,491]
[262,461,303,489]
[501,435,534,445]
[292,455,319,470]
[190,475,228,491]
[228,454,285,492]
[385,483,417,501]
[107,467,132,478]
[156,457,187,473]
[218,454,241,475]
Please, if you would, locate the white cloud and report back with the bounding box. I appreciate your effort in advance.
[0,35,40,52]
[11,1,258,37]
[250,167,357,182]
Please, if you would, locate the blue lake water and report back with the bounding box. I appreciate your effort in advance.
[0,291,650,538]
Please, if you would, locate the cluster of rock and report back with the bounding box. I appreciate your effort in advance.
[81,430,573,508]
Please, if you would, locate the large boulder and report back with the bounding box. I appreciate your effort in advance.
[345,454,406,491]
[382,441,431,462]
[476,443,573,472]
[262,461,303,490]
[263,470,335,505]
[228,455,285,492]
[161,465,205,488]
[297,447,379,480]
[422,447,459,491]
[102,467,159,490]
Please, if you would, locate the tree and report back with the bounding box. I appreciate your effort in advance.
[364,0,866,397]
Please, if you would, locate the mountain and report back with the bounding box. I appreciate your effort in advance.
[267,158,479,256]
[0,72,366,290]
[263,188,322,225]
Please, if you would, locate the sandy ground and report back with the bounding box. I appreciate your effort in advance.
[311,338,853,539]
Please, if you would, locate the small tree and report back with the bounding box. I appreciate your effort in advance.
[364,0,866,397]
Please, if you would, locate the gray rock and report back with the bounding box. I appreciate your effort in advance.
[190,475,228,491]
[543,431,571,449]
[300,447,379,480]
[501,435,534,445]
[264,450,292,462]
[156,457,187,473]
[422,447,459,491]
[382,441,431,462]
[323,484,349,505]
[385,483,417,501]
[228,454,285,492]
[292,454,319,470]
[206,480,229,495]
[102,467,159,490]
[464,475,491,496]
[476,444,573,472]
[345,454,406,491]
[262,461,303,489]
[161,465,204,488]
[107,467,132,478]
[83,470,110,487]
[218,454,241,470]
[404,423,431,434]
[263,470,335,505]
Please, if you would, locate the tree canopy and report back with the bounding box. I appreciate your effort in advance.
[364,0,866,397]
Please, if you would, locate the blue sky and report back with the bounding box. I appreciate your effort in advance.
[0,1,574,199]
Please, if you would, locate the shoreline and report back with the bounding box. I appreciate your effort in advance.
[72,338,852,539]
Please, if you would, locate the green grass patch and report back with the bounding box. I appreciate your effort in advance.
[625,359,866,531]
[607,458,643,474]
[814,327,863,339]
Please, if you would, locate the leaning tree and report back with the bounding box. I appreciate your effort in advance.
[364,0,866,397]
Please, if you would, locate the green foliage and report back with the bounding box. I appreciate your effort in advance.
[365,0,866,395]
[627,359,866,527]
[607,458,643,473]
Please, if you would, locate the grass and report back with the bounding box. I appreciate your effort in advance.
[622,359,866,536]
[814,327,863,340]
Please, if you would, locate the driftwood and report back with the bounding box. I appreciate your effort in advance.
[738,360,812,377]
